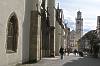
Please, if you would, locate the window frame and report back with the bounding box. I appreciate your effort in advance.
[6,12,18,53]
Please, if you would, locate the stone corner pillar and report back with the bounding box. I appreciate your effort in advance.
[29,10,41,62]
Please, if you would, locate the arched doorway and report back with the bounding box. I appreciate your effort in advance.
[6,12,18,53]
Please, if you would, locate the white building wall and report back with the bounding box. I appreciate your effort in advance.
[0,0,31,65]
[61,28,65,48]
[55,21,61,55]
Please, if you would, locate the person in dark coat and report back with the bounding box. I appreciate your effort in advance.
[59,46,64,59]
[79,50,83,57]
[67,48,70,56]
[74,49,78,56]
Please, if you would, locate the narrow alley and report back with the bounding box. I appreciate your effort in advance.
[1,0,100,66]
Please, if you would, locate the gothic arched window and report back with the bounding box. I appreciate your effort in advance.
[6,12,18,53]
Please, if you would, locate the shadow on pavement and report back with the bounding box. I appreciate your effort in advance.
[63,56,100,66]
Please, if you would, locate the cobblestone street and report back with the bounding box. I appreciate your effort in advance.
[19,53,100,66]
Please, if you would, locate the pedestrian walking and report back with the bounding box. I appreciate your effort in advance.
[79,51,83,57]
[67,48,70,56]
[73,49,78,56]
[59,46,64,60]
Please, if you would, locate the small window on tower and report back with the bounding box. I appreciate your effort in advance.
[99,19,100,25]
[77,21,79,24]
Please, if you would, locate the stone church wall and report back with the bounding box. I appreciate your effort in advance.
[0,0,29,66]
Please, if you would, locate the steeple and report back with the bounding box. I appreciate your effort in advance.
[77,11,82,20]
[57,3,59,9]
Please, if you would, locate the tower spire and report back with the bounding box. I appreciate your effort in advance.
[77,10,82,19]
[57,3,59,9]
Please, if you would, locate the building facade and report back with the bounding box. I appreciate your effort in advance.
[0,0,72,65]
[0,0,43,65]
[55,4,65,56]
[0,0,28,65]
[48,0,56,57]
[0,0,60,65]
[64,25,70,51]
[41,0,50,57]
[97,16,100,57]
[97,16,100,39]
[70,30,77,50]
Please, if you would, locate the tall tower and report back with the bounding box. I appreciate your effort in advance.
[75,11,83,42]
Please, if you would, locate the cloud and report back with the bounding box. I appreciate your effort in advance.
[58,0,100,34]
[64,18,75,31]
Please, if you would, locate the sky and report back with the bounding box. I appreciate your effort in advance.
[57,0,100,35]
